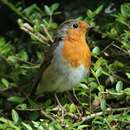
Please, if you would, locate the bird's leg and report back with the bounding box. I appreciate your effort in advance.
[66,90,80,106]
[54,93,66,122]
[54,93,66,111]
[73,89,81,105]
[66,90,84,118]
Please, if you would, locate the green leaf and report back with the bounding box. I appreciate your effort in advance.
[33,19,40,32]
[95,67,103,78]
[77,125,89,129]
[100,99,107,110]
[17,103,27,110]
[126,115,130,121]
[80,83,89,89]
[17,50,28,61]
[124,88,130,95]
[22,4,42,17]
[92,46,100,56]
[0,37,6,44]
[69,103,77,113]
[95,5,103,15]
[121,3,130,18]
[47,22,58,29]
[116,81,123,92]
[87,9,95,18]
[49,122,61,130]
[126,73,130,79]
[22,122,33,130]
[109,28,117,38]
[0,117,20,130]
[0,37,12,56]
[98,85,104,92]
[94,57,107,70]
[1,78,9,88]
[7,56,17,63]
[115,14,128,26]
[32,121,44,129]
[89,82,98,89]
[44,5,52,16]
[11,109,19,124]
[51,3,59,13]
[8,96,25,103]
[28,98,39,108]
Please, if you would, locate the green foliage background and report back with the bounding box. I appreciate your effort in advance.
[0,0,130,129]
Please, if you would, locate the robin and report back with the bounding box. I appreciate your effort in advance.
[33,19,91,95]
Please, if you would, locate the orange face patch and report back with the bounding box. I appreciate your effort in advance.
[62,27,91,68]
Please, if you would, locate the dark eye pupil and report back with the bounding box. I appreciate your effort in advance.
[73,23,78,28]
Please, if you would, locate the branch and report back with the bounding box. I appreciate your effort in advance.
[16,107,55,121]
[82,107,130,122]
[41,24,54,43]
[19,22,50,45]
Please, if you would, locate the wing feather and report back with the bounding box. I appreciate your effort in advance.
[30,38,62,96]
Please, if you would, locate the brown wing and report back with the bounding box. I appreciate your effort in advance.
[30,37,61,96]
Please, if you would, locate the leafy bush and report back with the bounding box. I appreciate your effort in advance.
[0,0,130,129]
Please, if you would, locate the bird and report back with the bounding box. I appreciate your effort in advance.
[33,19,91,95]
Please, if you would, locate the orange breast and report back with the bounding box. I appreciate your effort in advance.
[62,29,91,68]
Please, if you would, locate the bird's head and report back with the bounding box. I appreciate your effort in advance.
[55,19,90,40]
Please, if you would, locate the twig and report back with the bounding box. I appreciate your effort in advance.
[54,93,66,112]
[111,43,130,57]
[20,65,39,69]
[72,89,81,105]
[82,107,130,122]
[89,88,92,114]
[104,118,112,130]
[103,89,130,96]
[41,24,54,43]
[112,73,130,85]
[0,117,20,130]
[41,109,55,121]
[54,93,66,123]
[16,108,41,111]
[16,107,55,121]
[92,28,130,59]
[65,112,79,120]
[101,41,114,54]
[1,0,53,45]
[90,68,101,86]
[20,23,49,45]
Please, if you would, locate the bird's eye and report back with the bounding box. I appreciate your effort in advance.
[73,23,78,28]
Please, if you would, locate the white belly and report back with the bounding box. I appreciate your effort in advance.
[36,61,89,94]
